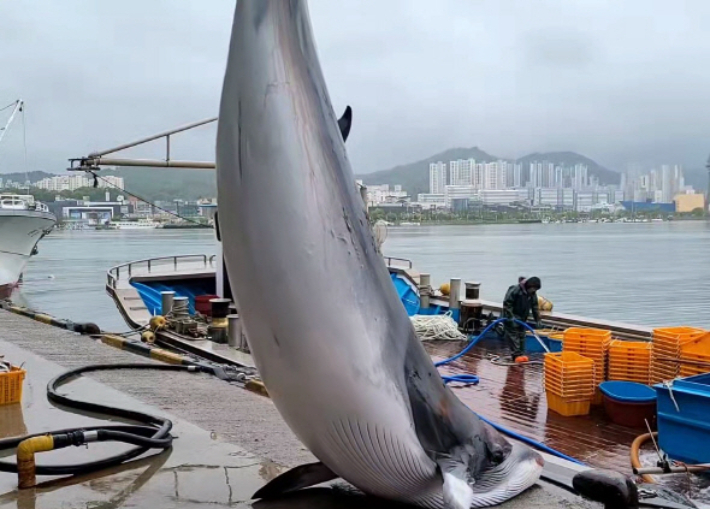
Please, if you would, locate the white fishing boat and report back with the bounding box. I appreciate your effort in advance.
[0,100,57,297]
[107,219,162,230]
[0,194,56,298]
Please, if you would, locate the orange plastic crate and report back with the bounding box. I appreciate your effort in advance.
[650,327,708,383]
[608,341,650,384]
[564,327,613,339]
[0,367,25,406]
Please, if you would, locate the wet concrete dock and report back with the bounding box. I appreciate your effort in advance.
[0,310,594,508]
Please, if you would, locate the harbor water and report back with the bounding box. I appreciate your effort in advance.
[18,221,710,331]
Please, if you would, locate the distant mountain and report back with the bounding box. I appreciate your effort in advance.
[356,148,620,197]
[0,170,56,183]
[356,147,499,198]
[684,167,708,193]
[516,152,620,186]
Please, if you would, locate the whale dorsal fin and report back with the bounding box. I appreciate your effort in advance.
[252,461,339,499]
[337,106,353,142]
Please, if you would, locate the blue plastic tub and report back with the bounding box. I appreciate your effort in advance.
[599,381,657,428]
[655,373,710,464]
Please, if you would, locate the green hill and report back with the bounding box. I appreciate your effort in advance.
[101,168,216,201]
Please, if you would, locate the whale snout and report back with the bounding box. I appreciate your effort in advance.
[468,442,544,508]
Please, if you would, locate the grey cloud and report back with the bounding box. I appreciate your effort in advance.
[2,0,710,179]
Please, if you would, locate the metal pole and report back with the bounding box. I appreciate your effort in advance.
[419,274,431,310]
[634,465,710,475]
[87,117,217,158]
[449,278,461,309]
[70,158,216,170]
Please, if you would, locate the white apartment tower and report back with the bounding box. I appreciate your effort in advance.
[449,159,475,186]
[429,162,447,194]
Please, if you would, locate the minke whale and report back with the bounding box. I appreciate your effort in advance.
[215,1,544,507]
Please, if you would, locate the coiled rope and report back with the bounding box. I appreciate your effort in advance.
[411,312,467,341]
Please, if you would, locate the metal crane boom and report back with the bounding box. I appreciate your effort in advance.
[0,99,23,147]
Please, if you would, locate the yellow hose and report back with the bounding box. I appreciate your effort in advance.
[17,435,54,489]
[630,432,657,484]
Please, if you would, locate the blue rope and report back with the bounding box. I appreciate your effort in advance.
[433,316,587,466]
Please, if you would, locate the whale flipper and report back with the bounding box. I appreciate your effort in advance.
[337,105,353,142]
[253,461,340,499]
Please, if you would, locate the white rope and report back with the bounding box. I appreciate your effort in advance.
[411,312,467,341]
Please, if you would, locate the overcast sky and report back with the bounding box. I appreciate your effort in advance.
[2,0,710,177]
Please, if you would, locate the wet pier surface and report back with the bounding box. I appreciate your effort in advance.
[426,337,640,473]
[0,310,596,508]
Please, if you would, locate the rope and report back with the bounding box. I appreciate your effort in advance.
[0,101,17,113]
[21,104,28,185]
[411,312,467,341]
[87,171,206,226]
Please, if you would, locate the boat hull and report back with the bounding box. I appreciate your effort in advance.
[0,209,56,295]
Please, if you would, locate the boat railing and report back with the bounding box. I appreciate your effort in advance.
[0,194,50,213]
[384,256,413,269]
[107,254,216,289]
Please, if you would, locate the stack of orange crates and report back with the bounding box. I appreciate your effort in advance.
[562,327,611,404]
[544,352,596,416]
[678,333,710,378]
[607,341,652,384]
[651,327,707,383]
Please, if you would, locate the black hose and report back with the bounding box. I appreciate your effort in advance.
[0,363,203,476]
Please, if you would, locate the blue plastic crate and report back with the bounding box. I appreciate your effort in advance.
[654,373,710,464]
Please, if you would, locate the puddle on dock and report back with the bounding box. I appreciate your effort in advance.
[0,340,384,509]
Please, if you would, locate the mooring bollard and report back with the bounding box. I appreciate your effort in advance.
[227,314,241,348]
[172,297,189,319]
[209,298,231,344]
[464,281,481,300]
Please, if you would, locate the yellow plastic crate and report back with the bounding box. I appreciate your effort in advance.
[546,391,591,417]
[544,352,596,403]
[0,367,25,405]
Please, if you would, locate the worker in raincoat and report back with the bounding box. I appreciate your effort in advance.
[502,276,542,363]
